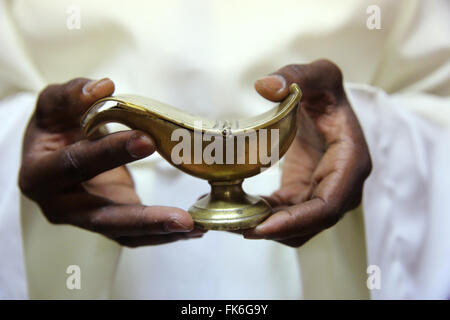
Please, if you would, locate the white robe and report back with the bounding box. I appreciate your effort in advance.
[0,0,448,299]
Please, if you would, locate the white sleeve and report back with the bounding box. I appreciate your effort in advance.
[0,92,35,299]
[348,83,450,299]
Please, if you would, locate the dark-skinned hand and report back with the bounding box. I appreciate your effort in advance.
[243,59,372,247]
[19,78,206,247]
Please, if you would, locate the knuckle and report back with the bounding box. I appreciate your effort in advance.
[308,195,339,230]
[18,163,44,200]
[281,64,304,79]
[37,84,58,106]
[352,148,372,182]
[61,145,89,181]
[283,63,301,72]
[63,78,89,98]
[44,213,64,225]
[18,171,35,197]
[350,191,364,210]
[313,59,343,84]
[363,153,373,179]
[60,85,73,106]
[93,132,130,164]
[60,79,87,109]
[87,211,105,234]
[322,211,341,229]
[35,84,61,118]
[346,139,372,178]
[319,198,342,229]
[314,59,340,72]
[102,134,123,159]
[37,78,89,117]
[344,186,364,212]
[38,200,67,225]
[133,206,149,232]
[87,207,121,237]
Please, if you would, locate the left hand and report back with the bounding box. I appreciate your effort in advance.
[243,59,372,247]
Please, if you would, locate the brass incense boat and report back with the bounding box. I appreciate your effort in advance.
[81,83,302,230]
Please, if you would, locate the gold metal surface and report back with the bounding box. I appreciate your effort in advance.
[81,84,302,230]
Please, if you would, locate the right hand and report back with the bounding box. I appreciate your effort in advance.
[19,77,205,247]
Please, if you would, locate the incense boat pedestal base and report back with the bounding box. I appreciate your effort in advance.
[188,180,272,230]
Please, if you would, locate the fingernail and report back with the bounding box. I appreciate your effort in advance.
[244,222,269,239]
[255,75,286,93]
[165,219,192,233]
[254,224,267,234]
[82,78,110,95]
[127,134,155,158]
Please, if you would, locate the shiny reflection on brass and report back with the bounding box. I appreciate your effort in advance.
[81,84,302,230]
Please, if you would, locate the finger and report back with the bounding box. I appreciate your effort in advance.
[243,221,316,248]
[254,59,344,103]
[115,229,206,248]
[39,189,114,223]
[38,190,196,237]
[264,63,366,151]
[242,197,337,240]
[260,195,282,207]
[24,130,155,193]
[266,183,312,207]
[68,203,195,238]
[36,78,115,131]
[254,74,289,102]
[276,233,316,248]
[245,147,368,241]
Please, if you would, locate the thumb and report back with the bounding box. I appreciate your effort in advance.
[255,60,346,104]
[254,74,289,102]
